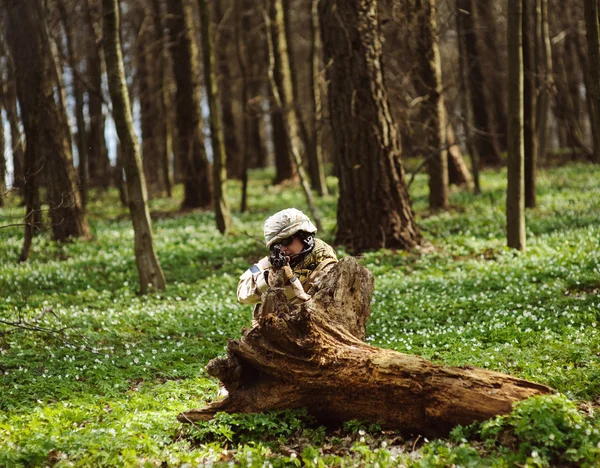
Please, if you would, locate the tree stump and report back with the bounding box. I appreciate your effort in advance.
[179,258,553,437]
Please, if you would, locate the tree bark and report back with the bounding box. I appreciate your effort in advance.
[320,0,421,253]
[180,258,552,436]
[584,0,600,164]
[413,0,449,210]
[457,0,503,167]
[150,0,174,197]
[535,0,553,163]
[102,0,166,293]
[0,98,6,207]
[523,0,537,208]
[2,56,25,193]
[198,0,232,234]
[268,1,297,185]
[266,0,322,231]
[507,0,526,251]
[456,0,480,194]
[446,124,472,188]
[241,2,269,169]
[235,0,251,212]
[308,0,328,197]
[57,0,89,210]
[4,0,91,244]
[478,0,509,151]
[167,0,213,208]
[214,0,242,180]
[84,0,111,189]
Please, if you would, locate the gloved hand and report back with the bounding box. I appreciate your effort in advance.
[281,264,294,284]
[265,263,295,288]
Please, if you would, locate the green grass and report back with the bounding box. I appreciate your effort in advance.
[1,164,600,466]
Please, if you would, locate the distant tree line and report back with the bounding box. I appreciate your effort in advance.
[1,0,599,291]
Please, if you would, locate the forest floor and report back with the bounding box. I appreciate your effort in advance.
[1,164,600,466]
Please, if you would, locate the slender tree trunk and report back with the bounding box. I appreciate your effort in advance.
[136,9,162,198]
[478,0,509,151]
[456,0,480,194]
[584,0,600,163]
[167,0,213,208]
[266,0,322,231]
[268,2,296,185]
[0,102,6,207]
[535,0,553,163]
[523,0,537,208]
[458,0,503,166]
[84,0,111,188]
[320,0,422,253]
[414,0,449,210]
[242,2,269,169]
[57,0,89,210]
[235,0,251,212]
[198,0,232,234]
[446,123,472,187]
[2,51,25,193]
[102,0,166,293]
[308,0,328,197]
[507,0,526,251]
[5,0,91,245]
[150,0,173,197]
[214,0,242,180]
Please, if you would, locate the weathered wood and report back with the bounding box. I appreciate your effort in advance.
[180,258,552,436]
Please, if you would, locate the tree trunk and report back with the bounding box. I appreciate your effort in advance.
[57,0,89,210]
[135,7,163,199]
[456,0,480,194]
[150,0,173,197]
[268,1,297,185]
[3,58,25,193]
[242,2,269,169]
[320,0,421,253]
[5,0,91,244]
[180,258,552,436]
[235,0,251,212]
[535,0,553,163]
[102,0,166,294]
[266,0,322,230]
[458,0,503,167]
[507,0,526,251]
[214,0,242,180]
[413,0,449,210]
[0,101,6,207]
[167,0,213,208]
[446,124,472,187]
[478,0,509,151]
[308,0,328,197]
[523,0,537,208]
[84,0,111,189]
[198,0,232,234]
[584,0,600,164]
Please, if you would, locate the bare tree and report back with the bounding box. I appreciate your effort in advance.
[320,0,422,252]
[102,0,166,293]
[507,0,526,251]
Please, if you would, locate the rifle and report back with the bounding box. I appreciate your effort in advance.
[269,244,288,269]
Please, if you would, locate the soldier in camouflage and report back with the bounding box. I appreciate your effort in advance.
[237,208,338,310]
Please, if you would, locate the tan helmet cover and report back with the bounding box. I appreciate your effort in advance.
[263,208,317,248]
